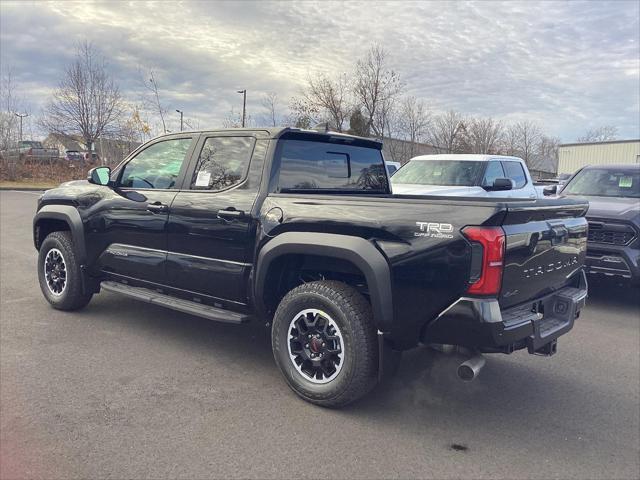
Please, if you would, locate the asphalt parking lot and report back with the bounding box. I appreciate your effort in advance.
[1,189,639,480]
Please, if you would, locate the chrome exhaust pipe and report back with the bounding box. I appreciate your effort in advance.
[457,354,486,381]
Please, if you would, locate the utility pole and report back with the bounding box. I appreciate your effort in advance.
[176,109,184,131]
[237,89,246,127]
[14,112,28,142]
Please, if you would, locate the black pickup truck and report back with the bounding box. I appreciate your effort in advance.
[33,128,589,407]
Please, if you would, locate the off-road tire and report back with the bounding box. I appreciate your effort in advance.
[38,231,92,311]
[272,280,378,408]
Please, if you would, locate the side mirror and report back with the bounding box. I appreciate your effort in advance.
[484,178,513,191]
[543,185,558,196]
[87,166,111,186]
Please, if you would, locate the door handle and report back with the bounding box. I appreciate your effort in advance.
[217,208,245,219]
[147,202,169,213]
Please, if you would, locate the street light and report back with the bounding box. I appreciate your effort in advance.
[176,109,184,132]
[14,112,28,142]
[236,89,246,127]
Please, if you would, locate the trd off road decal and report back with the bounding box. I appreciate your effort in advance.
[415,222,454,239]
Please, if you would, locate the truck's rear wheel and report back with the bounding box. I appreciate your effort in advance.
[271,281,378,407]
[38,231,92,311]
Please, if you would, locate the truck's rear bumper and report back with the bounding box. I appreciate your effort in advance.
[421,271,588,354]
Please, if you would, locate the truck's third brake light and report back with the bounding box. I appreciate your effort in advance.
[463,226,505,296]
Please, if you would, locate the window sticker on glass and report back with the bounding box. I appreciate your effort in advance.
[195,171,211,187]
[619,176,633,188]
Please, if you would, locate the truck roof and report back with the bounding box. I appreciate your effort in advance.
[409,154,525,162]
[151,127,383,149]
[582,163,640,170]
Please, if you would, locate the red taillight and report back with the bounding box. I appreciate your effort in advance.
[462,226,505,296]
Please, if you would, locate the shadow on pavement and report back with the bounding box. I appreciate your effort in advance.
[586,276,640,310]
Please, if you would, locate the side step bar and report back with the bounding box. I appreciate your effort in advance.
[101,281,250,324]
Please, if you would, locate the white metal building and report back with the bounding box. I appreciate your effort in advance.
[557,139,640,174]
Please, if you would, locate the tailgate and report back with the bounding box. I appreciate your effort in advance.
[499,201,588,309]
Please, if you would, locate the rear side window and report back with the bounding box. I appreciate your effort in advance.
[276,140,387,192]
[502,161,527,188]
[482,161,505,186]
[190,136,255,191]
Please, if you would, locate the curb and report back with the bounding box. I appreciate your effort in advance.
[0,187,48,192]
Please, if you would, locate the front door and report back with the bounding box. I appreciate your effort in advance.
[166,133,264,305]
[91,136,196,284]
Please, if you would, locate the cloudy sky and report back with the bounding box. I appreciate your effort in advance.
[1,0,639,141]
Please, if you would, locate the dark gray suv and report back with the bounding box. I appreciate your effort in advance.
[560,164,640,284]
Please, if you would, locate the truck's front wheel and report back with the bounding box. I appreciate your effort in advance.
[271,281,378,407]
[38,231,93,311]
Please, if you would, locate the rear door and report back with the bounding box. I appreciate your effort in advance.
[165,132,267,305]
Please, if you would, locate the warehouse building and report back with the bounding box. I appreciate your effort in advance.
[557,139,640,174]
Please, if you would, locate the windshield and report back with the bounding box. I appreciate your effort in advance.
[564,168,640,198]
[391,160,485,186]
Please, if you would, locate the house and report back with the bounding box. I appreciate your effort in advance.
[43,133,83,155]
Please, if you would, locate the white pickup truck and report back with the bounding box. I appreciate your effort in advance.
[390,154,539,199]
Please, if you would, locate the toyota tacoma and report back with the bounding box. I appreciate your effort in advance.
[34,128,589,407]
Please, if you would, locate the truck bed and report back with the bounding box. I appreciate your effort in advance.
[263,192,588,348]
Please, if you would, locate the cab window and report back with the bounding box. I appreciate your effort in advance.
[502,161,527,188]
[190,136,255,191]
[119,138,192,189]
[482,161,505,186]
[276,139,387,192]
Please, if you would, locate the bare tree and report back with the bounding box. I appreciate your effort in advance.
[399,96,431,157]
[261,92,279,127]
[183,117,200,130]
[0,69,34,152]
[500,121,543,167]
[577,125,618,143]
[0,69,20,152]
[429,110,466,153]
[145,70,167,134]
[465,117,503,154]
[287,96,320,129]
[117,105,151,144]
[41,41,124,161]
[222,107,251,128]
[291,73,351,131]
[500,124,520,156]
[353,44,402,139]
[534,135,560,174]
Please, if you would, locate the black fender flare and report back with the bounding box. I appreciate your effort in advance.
[255,232,393,331]
[33,205,87,265]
